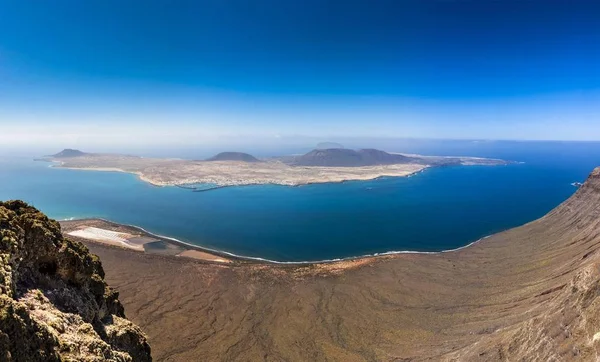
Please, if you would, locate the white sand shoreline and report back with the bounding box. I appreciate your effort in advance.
[61,216,496,265]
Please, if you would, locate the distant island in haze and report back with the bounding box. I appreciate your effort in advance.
[50,148,89,158]
[38,147,512,188]
[315,141,345,149]
[292,148,414,167]
[206,151,261,163]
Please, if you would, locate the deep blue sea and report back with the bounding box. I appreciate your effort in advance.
[1,141,599,262]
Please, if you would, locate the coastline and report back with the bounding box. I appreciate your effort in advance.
[51,164,161,186]
[61,216,496,265]
[52,163,430,188]
[80,167,600,361]
[47,158,520,264]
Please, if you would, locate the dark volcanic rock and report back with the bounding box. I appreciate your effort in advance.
[293,148,413,167]
[0,201,151,361]
[206,152,260,162]
[51,149,87,158]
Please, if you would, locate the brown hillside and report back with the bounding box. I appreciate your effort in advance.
[81,167,600,361]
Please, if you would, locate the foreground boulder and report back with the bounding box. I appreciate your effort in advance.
[0,200,151,361]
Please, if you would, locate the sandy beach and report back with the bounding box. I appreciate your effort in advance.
[177,250,232,263]
[60,218,401,269]
[61,219,236,263]
[67,226,147,251]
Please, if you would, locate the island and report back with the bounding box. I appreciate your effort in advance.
[39,148,512,187]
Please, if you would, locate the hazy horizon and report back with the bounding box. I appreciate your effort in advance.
[4,137,600,162]
[1,1,599,147]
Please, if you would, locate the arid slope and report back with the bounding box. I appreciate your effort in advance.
[81,168,600,361]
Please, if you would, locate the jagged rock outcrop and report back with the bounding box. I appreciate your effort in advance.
[0,200,151,361]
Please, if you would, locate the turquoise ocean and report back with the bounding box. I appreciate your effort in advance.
[1,141,599,262]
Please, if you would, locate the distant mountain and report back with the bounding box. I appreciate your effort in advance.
[316,142,344,149]
[357,148,412,165]
[51,149,88,158]
[294,149,364,166]
[293,148,413,167]
[206,152,260,162]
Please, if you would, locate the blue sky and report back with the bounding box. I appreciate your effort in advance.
[1,0,599,148]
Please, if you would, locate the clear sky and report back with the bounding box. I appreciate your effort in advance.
[1,0,599,148]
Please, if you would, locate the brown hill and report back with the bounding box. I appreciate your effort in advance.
[64,167,600,360]
[206,152,260,162]
[50,149,88,158]
[293,148,413,167]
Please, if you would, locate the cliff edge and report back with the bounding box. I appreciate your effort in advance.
[0,201,151,361]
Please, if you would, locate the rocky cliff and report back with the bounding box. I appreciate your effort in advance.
[0,200,151,361]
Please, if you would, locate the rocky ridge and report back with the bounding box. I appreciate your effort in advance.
[0,200,151,361]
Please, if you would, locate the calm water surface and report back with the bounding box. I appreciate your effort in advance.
[1,142,599,262]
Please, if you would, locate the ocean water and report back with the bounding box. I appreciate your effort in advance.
[1,141,599,262]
